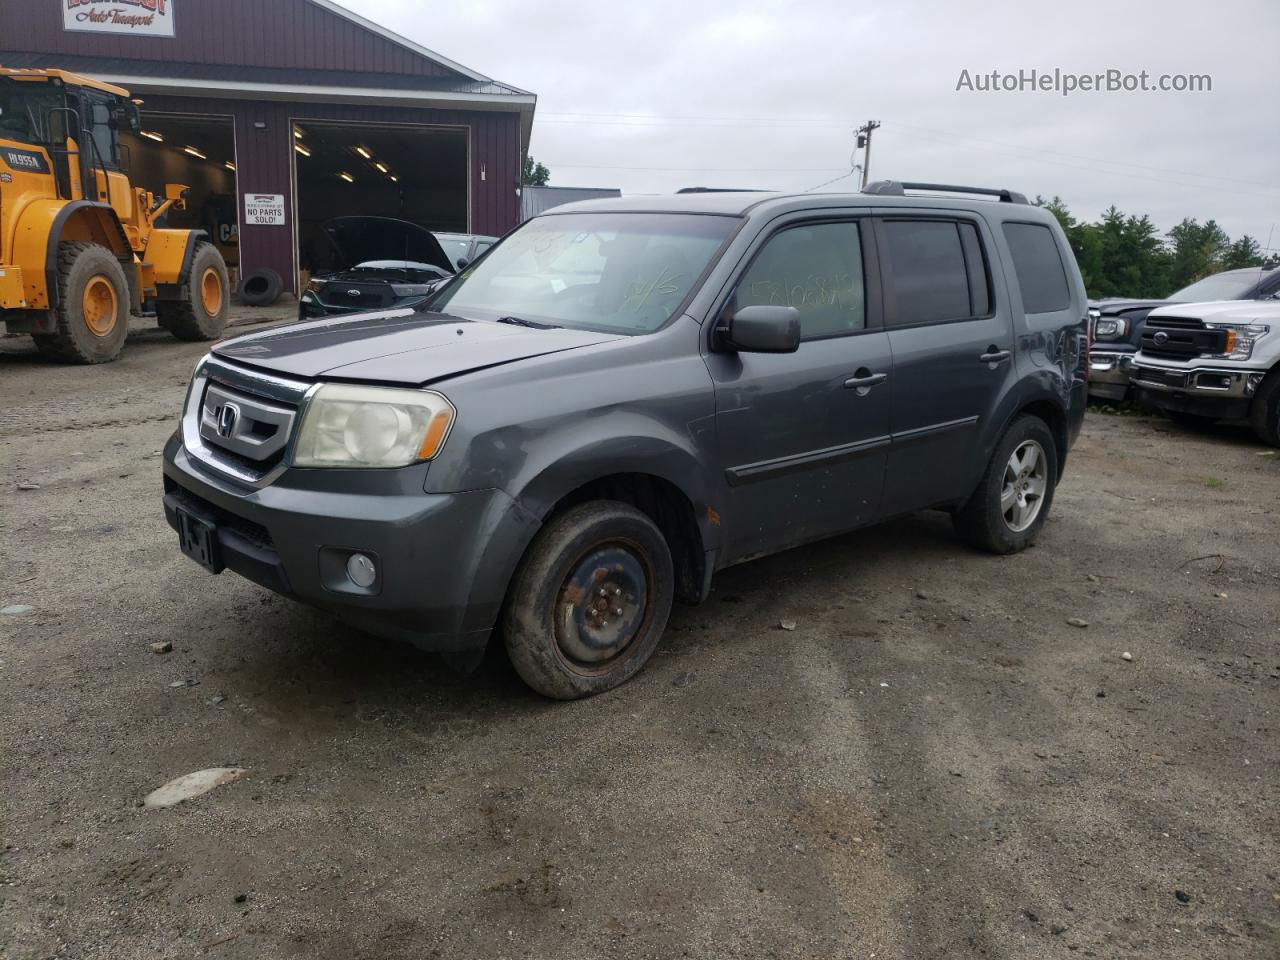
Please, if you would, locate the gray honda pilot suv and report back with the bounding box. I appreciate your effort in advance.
[163,182,1088,698]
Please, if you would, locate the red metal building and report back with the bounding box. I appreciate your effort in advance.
[1,0,535,294]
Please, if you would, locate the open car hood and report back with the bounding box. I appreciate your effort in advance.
[323,217,454,275]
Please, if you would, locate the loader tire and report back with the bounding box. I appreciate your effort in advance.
[32,242,130,364]
[158,242,230,341]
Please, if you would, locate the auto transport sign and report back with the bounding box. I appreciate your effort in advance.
[64,0,176,38]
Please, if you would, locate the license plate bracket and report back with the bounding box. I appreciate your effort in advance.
[176,507,224,574]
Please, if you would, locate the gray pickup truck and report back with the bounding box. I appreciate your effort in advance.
[162,183,1088,698]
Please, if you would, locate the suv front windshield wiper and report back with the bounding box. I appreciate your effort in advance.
[496,315,561,330]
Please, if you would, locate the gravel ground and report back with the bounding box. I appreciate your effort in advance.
[1,326,1277,959]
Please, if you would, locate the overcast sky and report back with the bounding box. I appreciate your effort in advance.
[348,0,1279,250]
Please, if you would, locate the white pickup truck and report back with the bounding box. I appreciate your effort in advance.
[1131,299,1280,446]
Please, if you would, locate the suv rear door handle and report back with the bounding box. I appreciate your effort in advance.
[844,371,887,391]
[980,349,1011,364]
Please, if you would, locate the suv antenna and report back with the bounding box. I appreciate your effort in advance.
[1259,224,1276,294]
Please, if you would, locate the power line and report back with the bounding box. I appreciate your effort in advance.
[533,110,1278,193]
[543,163,847,173]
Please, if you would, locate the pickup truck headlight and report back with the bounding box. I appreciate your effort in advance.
[294,383,455,467]
[1093,316,1127,339]
[1204,322,1270,360]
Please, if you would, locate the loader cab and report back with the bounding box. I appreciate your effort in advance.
[0,72,139,200]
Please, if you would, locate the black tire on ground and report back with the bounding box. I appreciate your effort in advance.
[238,268,283,307]
[32,242,130,364]
[157,242,230,342]
[952,414,1059,555]
[1167,410,1218,428]
[502,501,674,699]
[1248,369,1280,447]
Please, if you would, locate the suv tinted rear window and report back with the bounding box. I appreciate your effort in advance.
[1002,222,1071,314]
[883,220,990,326]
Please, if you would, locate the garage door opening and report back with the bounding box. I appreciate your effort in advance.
[119,113,239,280]
[293,120,467,278]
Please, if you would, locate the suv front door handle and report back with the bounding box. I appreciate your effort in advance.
[980,348,1012,365]
[844,370,887,395]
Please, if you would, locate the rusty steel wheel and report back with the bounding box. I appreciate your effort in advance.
[503,501,674,699]
[553,538,656,670]
[81,274,119,337]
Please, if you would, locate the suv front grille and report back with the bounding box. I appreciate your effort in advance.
[182,356,312,487]
[1140,316,1228,360]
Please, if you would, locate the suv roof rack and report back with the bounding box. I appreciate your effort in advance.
[676,186,772,194]
[863,180,1028,204]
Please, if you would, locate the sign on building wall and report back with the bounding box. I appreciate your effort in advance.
[244,194,286,226]
[63,0,176,38]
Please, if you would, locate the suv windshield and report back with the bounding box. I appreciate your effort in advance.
[1169,271,1263,302]
[429,212,737,333]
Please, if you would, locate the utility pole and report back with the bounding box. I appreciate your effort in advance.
[856,121,880,189]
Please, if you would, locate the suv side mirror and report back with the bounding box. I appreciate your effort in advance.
[717,305,801,353]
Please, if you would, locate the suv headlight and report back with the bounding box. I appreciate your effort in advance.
[294,383,455,468]
[1204,322,1270,360]
[1093,316,1127,339]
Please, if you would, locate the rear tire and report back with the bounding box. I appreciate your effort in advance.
[502,501,674,699]
[1248,370,1280,447]
[953,415,1059,555]
[32,242,129,364]
[158,242,229,342]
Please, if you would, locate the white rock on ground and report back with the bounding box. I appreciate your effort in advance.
[143,768,248,808]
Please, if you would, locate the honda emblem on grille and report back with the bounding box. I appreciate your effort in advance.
[215,402,240,438]
[347,289,361,297]
[1153,331,1169,345]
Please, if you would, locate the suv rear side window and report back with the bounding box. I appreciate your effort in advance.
[882,220,990,326]
[733,221,865,339]
[1002,222,1071,314]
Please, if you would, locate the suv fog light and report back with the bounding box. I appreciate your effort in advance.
[346,552,377,588]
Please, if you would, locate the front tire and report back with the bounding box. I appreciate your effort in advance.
[33,242,129,364]
[502,501,674,699]
[1248,370,1280,447]
[953,415,1059,554]
[158,242,229,341]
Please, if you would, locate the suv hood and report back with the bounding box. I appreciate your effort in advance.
[1147,299,1280,324]
[212,310,624,384]
[323,217,454,275]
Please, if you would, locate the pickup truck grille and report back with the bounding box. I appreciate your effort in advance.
[1140,316,1228,360]
[183,356,312,486]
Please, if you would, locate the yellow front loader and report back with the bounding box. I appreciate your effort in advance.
[0,67,229,363]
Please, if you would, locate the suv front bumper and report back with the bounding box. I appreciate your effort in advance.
[162,434,540,652]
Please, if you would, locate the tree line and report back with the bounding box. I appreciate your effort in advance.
[1035,196,1273,300]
